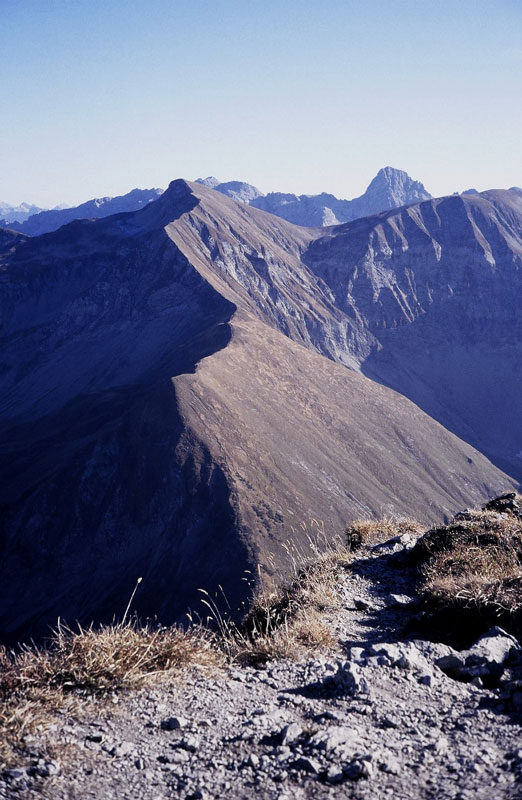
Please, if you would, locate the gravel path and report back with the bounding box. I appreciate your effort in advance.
[3,536,522,799]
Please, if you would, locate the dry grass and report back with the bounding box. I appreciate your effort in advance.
[228,545,352,664]
[0,619,221,767]
[345,516,422,549]
[414,495,522,635]
[0,516,406,764]
[0,527,353,764]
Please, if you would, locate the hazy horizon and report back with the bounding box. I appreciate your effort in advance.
[2,0,521,207]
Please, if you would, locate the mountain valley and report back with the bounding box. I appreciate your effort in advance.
[0,179,520,642]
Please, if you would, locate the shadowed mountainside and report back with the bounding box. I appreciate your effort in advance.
[0,180,518,642]
[303,190,522,479]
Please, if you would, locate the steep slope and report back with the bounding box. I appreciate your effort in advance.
[0,180,512,643]
[199,167,431,227]
[303,189,522,479]
[4,188,163,236]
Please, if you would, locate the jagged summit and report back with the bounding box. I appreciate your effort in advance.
[195,176,220,189]
[362,166,431,208]
[0,201,45,223]
[201,166,433,227]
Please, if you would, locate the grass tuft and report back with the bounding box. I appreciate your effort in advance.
[230,542,352,664]
[345,517,422,550]
[0,619,220,766]
[413,494,522,640]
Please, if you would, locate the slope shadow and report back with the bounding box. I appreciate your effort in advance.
[0,321,255,646]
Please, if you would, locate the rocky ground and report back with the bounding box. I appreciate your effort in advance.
[2,533,522,800]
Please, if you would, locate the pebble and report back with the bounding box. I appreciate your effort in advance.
[161,716,187,731]
[6,536,522,800]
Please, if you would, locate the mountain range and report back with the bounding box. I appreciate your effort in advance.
[1,177,521,643]
[0,188,163,236]
[2,167,430,236]
[0,201,46,224]
[197,166,432,226]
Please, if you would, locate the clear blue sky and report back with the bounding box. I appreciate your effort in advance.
[2,0,521,207]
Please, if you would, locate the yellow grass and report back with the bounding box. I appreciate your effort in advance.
[0,620,220,766]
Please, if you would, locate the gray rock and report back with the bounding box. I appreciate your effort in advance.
[3,768,27,781]
[247,754,259,769]
[161,716,187,731]
[309,725,358,754]
[343,758,374,780]
[467,627,519,668]
[333,662,369,695]
[28,761,61,778]
[348,646,369,665]
[372,533,416,552]
[354,598,374,611]
[379,755,401,775]
[369,643,403,663]
[437,628,519,683]
[111,741,134,757]
[325,766,345,783]
[292,756,321,774]
[388,593,414,607]
[435,653,466,673]
[280,722,303,746]
[370,641,430,673]
[427,736,449,756]
[178,735,200,752]
[414,641,457,662]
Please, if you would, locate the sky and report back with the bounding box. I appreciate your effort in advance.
[2,0,522,207]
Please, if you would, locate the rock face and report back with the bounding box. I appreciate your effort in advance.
[196,179,264,204]
[348,166,431,218]
[3,188,163,236]
[303,189,522,479]
[200,167,431,227]
[4,168,428,238]
[0,180,518,642]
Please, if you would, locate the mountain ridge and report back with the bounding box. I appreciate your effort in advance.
[1,178,517,643]
[198,166,432,227]
[3,167,430,236]
[1,187,163,237]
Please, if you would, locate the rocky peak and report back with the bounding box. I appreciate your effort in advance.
[0,201,45,223]
[212,180,265,203]
[362,166,431,208]
[195,176,221,189]
[196,167,432,227]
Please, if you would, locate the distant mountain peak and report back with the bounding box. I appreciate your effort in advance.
[0,200,46,224]
[363,166,431,207]
[3,187,164,236]
[196,176,221,189]
[198,167,432,228]
[197,179,264,204]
